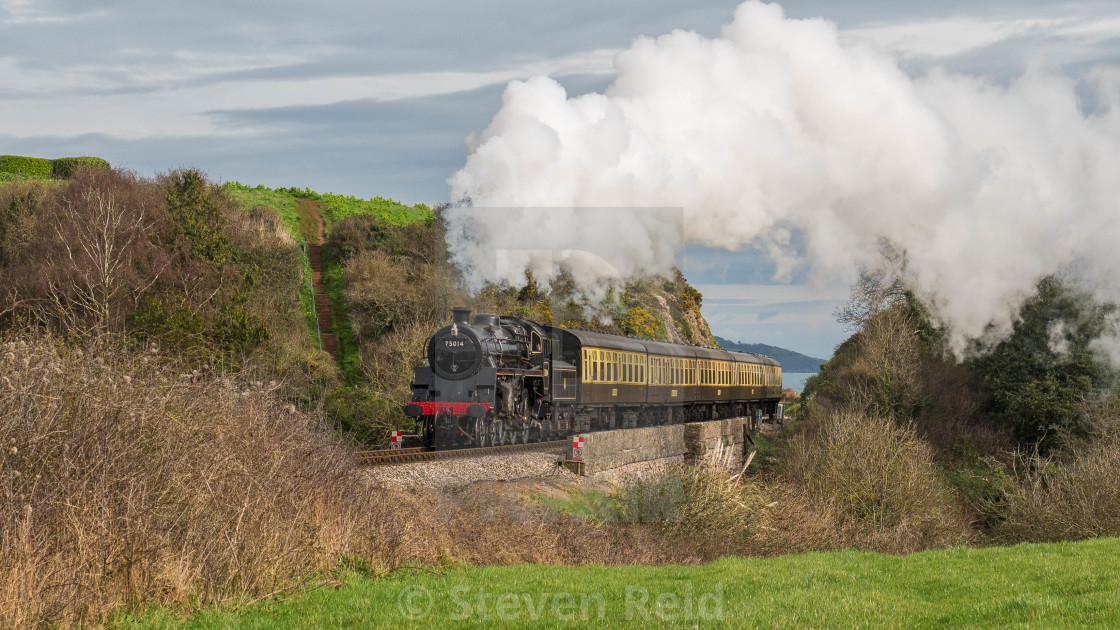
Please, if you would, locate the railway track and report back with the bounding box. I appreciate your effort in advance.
[353,439,569,467]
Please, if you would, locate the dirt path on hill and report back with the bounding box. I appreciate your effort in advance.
[296,199,338,360]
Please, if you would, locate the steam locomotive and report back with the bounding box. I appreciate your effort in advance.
[404,308,782,449]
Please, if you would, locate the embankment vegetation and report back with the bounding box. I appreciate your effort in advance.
[3,164,1119,627]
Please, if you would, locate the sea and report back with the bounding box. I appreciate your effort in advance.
[782,372,817,394]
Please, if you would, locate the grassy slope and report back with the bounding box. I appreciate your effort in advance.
[223,183,432,381]
[118,537,1119,628]
[224,184,319,342]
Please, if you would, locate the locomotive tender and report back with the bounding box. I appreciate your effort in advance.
[404,307,782,449]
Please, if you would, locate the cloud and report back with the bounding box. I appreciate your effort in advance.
[446,0,1120,361]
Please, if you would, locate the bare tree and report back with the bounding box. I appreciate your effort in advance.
[45,187,164,334]
[835,241,910,331]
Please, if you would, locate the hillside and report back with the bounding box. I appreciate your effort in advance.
[217,183,720,443]
[715,336,826,372]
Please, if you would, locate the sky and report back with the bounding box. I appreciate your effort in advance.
[4,0,1119,359]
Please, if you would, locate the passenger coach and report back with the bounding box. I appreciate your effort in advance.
[544,327,781,433]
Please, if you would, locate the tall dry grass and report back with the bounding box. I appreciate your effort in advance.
[0,334,386,627]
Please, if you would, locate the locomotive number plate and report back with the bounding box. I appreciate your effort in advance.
[441,339,467,349]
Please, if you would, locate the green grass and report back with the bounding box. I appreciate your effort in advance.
[225,182,432,234]
[536,489,620,521]
[323,263,362,384]
[0,171,62,187]
[223,183,302,239]
[114,537,1120,628]
[290,188,432,230]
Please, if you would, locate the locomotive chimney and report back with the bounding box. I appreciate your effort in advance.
[451,307,472,325]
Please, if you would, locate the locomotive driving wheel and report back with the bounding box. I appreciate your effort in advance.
[487,420,505,447]
[472,416,485,447]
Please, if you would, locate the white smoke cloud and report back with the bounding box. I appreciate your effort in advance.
[446,1,1120,357]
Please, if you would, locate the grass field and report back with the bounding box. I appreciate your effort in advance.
[223,182,432,239]
[114,537,1120,628]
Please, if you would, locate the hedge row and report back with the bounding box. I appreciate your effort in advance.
[51,156,110,178]
[0,155,110,179]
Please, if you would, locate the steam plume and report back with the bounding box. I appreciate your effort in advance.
[446,1,1120,356]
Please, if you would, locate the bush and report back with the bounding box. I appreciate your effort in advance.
[997,436,1120,542]
[968,276,1114,454]
[324,385,414,446]
[785,411,969,551]
[326,214,398,261]
[0,155,51,178]
[50,156,110,178]
[615,464,767,554]
[0,335,386,627]
[343,249,453,341]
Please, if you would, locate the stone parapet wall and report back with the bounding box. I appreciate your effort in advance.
[566,424,685,474]
[683,417,748,467]
[564,417,751,475]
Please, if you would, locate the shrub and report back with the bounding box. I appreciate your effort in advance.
[164,168,235,265]
[325,385,415,446]
[50,156,110,178]
[0,335,387,627]
[326,214,397,261]
[785,411,969,551]
[997,435,1120,542]
[621,306,666,341]
[968,276,1114,454]
[0,155,51,178]
[343,249,453,341]
[0,183,41,268]
[615,464,767,554]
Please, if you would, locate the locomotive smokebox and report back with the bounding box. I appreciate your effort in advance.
[451,307,472,325]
